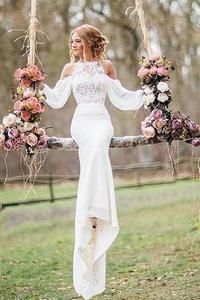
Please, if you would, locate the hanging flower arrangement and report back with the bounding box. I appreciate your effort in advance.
[138,56,200,146]
[0,64,48,156]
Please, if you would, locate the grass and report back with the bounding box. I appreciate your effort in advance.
[0,179,200,300]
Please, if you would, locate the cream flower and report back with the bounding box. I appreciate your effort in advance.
[143,93,155,105]
[0,124,4,133]
[0,133,5,144]
[142,126,156,138]
[158,93,169,103]
[26,133,38,146]
[157,82,169,93]
[23,122,35,131]
[2,113,17,127]
[144,86,154,95]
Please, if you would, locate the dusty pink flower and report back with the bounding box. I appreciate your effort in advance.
[35,70,45,81]
[150,109,163,120]
[137,67,150,78]
[14,68,27,80]
[8,128,19,138]
[152,118,166,129]
[149,66,157,75]
[23,90,34,98]
[21,111,31,121]
[35,127,46,136]
[172,119,182,130]
[192,138,200,147]
[27,64,39,78]
[26,97,39,110]
[4,139,13,151]
[26,133,38,146]
[157,67,168,76]
[142,126,156,138]
[188,121,198,132]
[21,77,31,87]
[37,137,47,148]
[14,100,24,111]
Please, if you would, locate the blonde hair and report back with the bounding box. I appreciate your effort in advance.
[69,24,109,63]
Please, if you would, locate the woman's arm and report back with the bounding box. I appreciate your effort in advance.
[41,63,73,109]
[106,60,144,111]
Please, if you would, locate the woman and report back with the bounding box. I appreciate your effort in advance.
[42,24,144,300]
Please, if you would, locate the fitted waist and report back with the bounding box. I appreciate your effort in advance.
[74,103,110,116]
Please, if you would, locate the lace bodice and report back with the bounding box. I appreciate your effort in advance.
[72,62,107,104]
[43,61,144,110]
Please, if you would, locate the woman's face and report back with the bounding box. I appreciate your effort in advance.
[71,32,84,58]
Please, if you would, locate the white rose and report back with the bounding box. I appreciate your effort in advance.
[2,113,17,127]
[157,82,169,93]
[144,86,154,95]
[23,122,35,131]
[158,93,169,103]
[16,117,22,124]
[143,93,155,105]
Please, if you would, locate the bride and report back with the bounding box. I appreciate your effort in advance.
[41,24,144,300]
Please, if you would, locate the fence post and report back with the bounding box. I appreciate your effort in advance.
[49,175,55,203]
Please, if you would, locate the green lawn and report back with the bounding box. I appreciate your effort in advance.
[0,180,200,300]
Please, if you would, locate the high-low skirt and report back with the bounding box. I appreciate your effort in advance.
[70,103,119,299]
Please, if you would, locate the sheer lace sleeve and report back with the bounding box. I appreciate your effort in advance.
[106,75,144,111]
[43,76,72,109]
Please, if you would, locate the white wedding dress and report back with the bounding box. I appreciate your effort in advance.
[43,61,144,299]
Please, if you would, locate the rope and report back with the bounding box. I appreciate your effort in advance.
[125,0,153,57]
[27,0,38,65]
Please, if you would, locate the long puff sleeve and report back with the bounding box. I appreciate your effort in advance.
[43,76,72,109]
[106,75,144,111]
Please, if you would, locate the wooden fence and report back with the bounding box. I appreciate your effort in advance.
[0,158,199,211]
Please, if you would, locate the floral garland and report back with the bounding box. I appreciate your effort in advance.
[0,64,48,156]
[138,56,200,146]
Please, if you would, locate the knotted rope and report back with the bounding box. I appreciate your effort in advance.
[125,0,153,57]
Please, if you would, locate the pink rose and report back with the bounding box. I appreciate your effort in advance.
[192,138,200,147]
[14,100,24,111]
[137,67,150,78]
[4,139,13,151]
[14,68,27,80]
[26,97,43,113]
[142,126,156,138]
[21,111,31,121]
[150,109,163,120]
[27,64,39,78]
[149,66,157,75]
[157,67,168,76]
[23,90,34,98]
[32,102,42,114]
[189,121,198,132]
[35,127,46,136]
[152,118,166,129]
[21,78,31,87]
[35,70,45,81]
[37,137,47,148]
[26,97,39,108]
[8,128,19,138]
[26,133,38,146]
